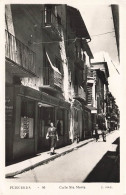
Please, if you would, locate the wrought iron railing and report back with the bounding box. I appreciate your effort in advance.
[43,67,63,89]
[87,67,93,77]
[5,30,36,74]
[74,85,86,100]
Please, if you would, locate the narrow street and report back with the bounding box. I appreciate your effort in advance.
[6,130,119,183]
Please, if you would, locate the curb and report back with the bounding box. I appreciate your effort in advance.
[5,138,94,178]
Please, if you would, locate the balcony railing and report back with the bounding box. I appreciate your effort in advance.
[5,30,36,75]
[87,68,94,78]
[74,85,86,101]
[42,9,62,41]
[43,67,63,90]
[75,57,85,69]
[87,84,93,105]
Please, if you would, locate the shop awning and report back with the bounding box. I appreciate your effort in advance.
[85,105,97,113]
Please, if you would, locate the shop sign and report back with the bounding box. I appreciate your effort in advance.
[6,97,13,128]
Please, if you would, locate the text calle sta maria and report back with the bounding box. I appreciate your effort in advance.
[59,185,86,190]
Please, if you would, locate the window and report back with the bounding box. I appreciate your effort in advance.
[55,57,61,72]
[82,51,86,62]
[43,48,48,67]
[75,45,79,59]
[20,99,35,139]
[43,49,51,85]
[57,14,61,25]
[44,5,52,24]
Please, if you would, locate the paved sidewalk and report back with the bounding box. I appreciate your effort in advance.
[5,137,94,178]
[5,130,116,178]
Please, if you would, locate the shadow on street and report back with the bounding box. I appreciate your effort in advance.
[83,138,120,182]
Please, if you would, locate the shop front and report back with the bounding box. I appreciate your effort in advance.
[6,84,15,164]
[5,85,70,164]
[84,105,97,138]
[69,99,83,143]
[12,87,39,163]
[37,104,69,151]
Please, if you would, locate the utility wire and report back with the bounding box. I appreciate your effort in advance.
[33,37,83,44]
[33,30,115,44]
[32,30,120,74]
[91,31,115,37]
[110,59,120,75]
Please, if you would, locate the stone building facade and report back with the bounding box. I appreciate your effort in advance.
[5,4,118,164]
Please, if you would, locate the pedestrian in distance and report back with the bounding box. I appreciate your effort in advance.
[94,124,99,142]
[46,122,59,155]
[102,123,107,142]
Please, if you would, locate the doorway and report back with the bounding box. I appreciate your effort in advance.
[38,104,54,152]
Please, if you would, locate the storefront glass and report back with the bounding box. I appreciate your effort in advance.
[20,99,35,139]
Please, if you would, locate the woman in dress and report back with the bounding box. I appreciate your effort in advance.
[46,122,59,155]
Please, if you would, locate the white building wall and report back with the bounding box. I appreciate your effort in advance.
[59,29,69,101]
[5,5,15,35]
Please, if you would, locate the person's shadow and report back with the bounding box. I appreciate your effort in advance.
[47,152,58,155]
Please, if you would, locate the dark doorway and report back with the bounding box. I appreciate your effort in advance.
[37,105,54,152]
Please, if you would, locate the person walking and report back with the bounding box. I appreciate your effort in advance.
[94,124,99,142]
[46,122,59,155]
[102,123,107,142]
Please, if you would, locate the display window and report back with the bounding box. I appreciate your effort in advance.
[20,99,35,139]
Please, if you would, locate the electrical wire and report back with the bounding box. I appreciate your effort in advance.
[32,30,115,45]
[33,37,83,44]
[110,59,120,75]
[91,31,115,37]
[32,30,120,75]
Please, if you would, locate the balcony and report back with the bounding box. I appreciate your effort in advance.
[5,30,36,78]
[74,85,86,101]
[75,57,85,69]
[87,68,94,78]
[41,67,63,91]
[42,9,62,41]
[87,83,93,105]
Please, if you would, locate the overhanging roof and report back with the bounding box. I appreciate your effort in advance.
[91,61,109,78]
[67,6,91,40]
[97,69,109,85]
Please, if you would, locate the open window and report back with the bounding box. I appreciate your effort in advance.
[55,57,61,72]
[44,5,53,24]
